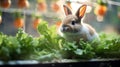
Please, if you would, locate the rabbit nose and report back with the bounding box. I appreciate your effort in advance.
[62,25,70,31]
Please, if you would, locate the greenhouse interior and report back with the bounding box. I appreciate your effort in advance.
[0,0,120,67]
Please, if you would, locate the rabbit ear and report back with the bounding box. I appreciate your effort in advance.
[76,5,87,18]
[63,5,72,16]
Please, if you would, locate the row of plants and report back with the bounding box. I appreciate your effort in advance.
[0,20,120,62]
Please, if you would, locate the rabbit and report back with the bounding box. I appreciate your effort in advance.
[58,4,99,42]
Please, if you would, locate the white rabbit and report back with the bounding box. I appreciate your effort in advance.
[58,4,99,42]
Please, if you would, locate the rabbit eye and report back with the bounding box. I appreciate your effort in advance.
[71,21,76,25]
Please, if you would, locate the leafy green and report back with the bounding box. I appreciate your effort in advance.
[0,20,120,62]
[95,33,120,58]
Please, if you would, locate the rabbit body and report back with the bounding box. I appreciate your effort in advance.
[59,18,99,42]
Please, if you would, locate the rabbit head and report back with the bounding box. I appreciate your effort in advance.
[60,4,87,34]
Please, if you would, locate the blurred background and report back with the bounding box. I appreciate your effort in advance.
[0,0,120,37]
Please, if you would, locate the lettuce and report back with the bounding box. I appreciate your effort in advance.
[0,20,120,62]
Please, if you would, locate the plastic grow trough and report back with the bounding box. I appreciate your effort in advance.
[0,59,120,67]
